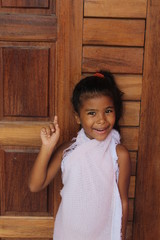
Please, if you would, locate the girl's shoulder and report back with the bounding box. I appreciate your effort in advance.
[116,144,130,166]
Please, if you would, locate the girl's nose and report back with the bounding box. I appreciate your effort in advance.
[97,113,106,124]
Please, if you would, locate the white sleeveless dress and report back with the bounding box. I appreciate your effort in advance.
[53,129,122,240]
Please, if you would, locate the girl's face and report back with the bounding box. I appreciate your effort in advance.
[75,95,116,141]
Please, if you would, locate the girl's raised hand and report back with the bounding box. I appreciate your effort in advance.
[40,116,60,149]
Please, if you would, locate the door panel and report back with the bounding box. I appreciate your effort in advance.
[0,42,55,120]
[0,1,56,238]
[0,0,83,238]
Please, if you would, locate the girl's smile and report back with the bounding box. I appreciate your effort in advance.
[75,95,116,141]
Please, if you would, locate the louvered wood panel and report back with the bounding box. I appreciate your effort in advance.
[115,75,142,100]
[126,222,133,240]
[82,46,143,74]
[128,199,134,221]
[82,74,142,100]
[82,1,148,240]
[128,176,136,198]
[120,102,140,126]
[84,0,147,18]
[121,127,139,151]
[130,152,137,176]
[83,18,145,46]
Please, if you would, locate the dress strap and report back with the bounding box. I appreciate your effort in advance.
[110,130,121,182]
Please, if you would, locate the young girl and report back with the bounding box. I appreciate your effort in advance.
[29,71,131,240]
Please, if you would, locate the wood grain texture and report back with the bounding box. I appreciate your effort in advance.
[82,74,142,100]
[126,222,133,240]
[1,0,49,8]
[115,75,142,100]
[0,150,53,216]
[121,127,139,151]
[0,0,55,14]
[3,47,49,117]
[133,0,160,239]
[0,14,57,41]
[56,0,83,142]
[0,41,56,121]
[84,0,147,18]
[0,217,54,238]
[128,176,135,198]
[83,18,145,46]
[0,122,45,146]
[120,102,140,126]
[128,199,134,221]
[82,46,144,74]
[130,152,137,176]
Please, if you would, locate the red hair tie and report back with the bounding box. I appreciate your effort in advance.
[94,73,104,78]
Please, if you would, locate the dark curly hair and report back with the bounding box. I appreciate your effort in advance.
[71,71,123,133]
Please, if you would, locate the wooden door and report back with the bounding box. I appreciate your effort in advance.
[133,0,160,239]
[0,0,83,239]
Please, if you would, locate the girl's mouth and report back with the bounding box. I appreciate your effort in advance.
[93,127,109,134]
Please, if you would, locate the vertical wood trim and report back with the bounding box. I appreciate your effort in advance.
[56,0,83,142]
[54,0,83,216]
[0,47,3,119]
[133,0,160,239]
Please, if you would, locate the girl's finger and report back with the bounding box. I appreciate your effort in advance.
[54,115,58,124]
[53,116,59,130]
[49,123,55,133]
[41,127,47,135]
[45,126,52,137]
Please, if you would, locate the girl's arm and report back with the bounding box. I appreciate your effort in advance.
[28,116,63,192]
[116,144,131,240]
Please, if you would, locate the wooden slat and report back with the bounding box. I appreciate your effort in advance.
[0,14,57,41]
[128,176,135,198]
[84,0,147,18]
[83,18,145,46]
[81,74,142,100]
[0,217,53,238]
[120,102,140,126]
[128,199,134,221]
[130,151,137,176]
[126,222,133,240]
[82,46,144,74]
[115,75,142,100]
[121,127,139,151]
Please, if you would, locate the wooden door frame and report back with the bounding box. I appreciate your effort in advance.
[133,0,160,239]
[56,0,83,141]
[54,0,83,217]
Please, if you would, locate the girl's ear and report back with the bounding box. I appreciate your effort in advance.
[74,112,81,125]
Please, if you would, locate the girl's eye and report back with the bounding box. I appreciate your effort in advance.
[87,111,96,116]
[105,109,113,114]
